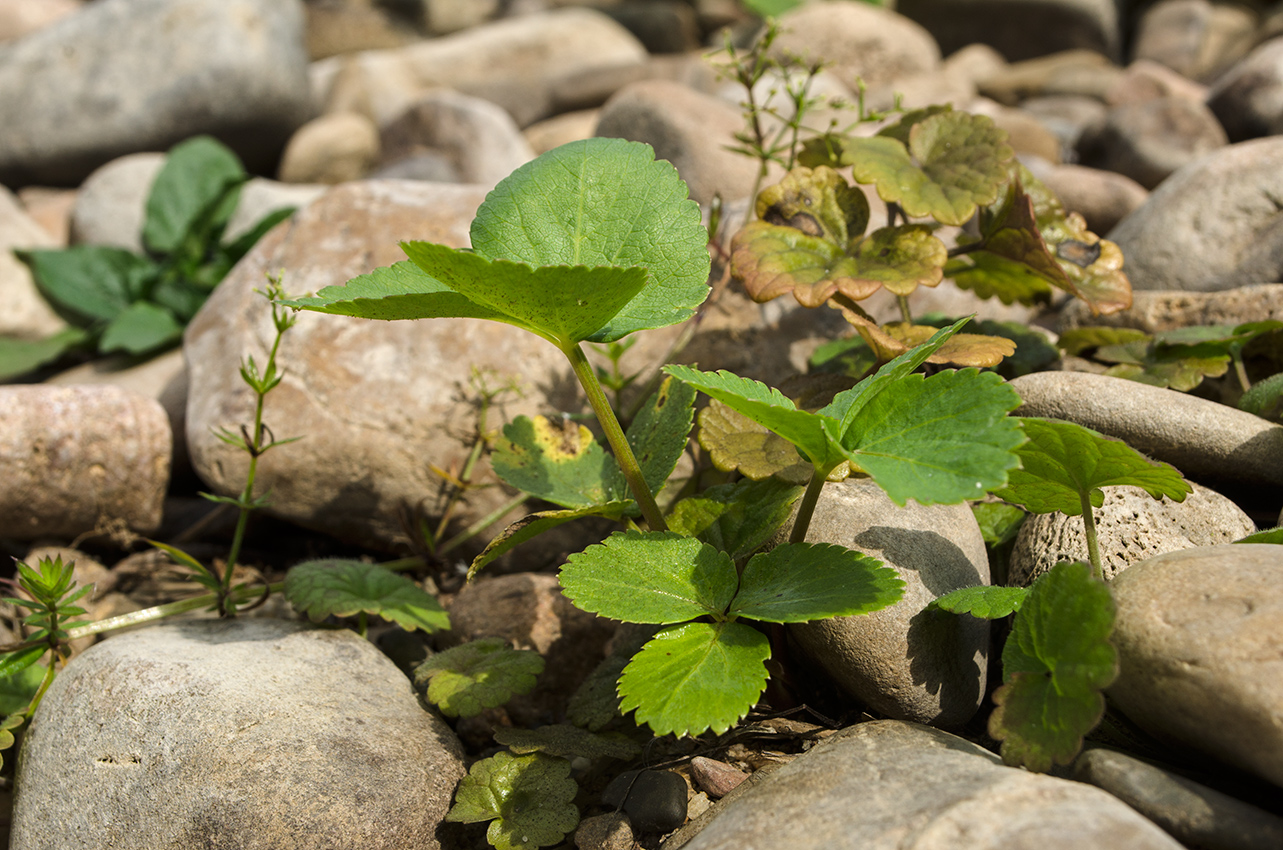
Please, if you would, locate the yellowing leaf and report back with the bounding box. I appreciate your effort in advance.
[697,399,814,484]
[839,313,1017,368]
[754,165,869,246]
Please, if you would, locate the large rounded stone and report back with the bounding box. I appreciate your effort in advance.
[1108,545,1283,788]
[1107,137,1283,292]
[1057,283,1283,333]
[788,478,989,727]
[1077,96,1227,189]
[10,619,465,850]
[0,384,169,539]
[899,0,1121,62]
[0,0,314,187]
[676,721,1182,850]
[184,180,571,552]
[1208,36,1283,142]
[0,184,64,340]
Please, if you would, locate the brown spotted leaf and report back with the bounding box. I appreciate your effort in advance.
[840,313,1017,367]
[1042,212,1132,315]
[754,165,870,246]
[491,415,624,508]
[732,221,879,307]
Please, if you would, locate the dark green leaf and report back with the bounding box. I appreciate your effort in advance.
[622,375,697,497]
[0,327,91,381]
[98,301,183,354]
[971,501,1026,547]
[666,478,804,560]
[989,561,1118,771]
[446,751,579,850]
[729,542,903,622]
[143,136,245,255]
[284,559,449,633]
[493,724,640,760]
[1239,372,1283,419]
[559,531,738,624]
[992,418,1191,516]
[470,138,710,342]
[618,621,770,737]
[0,659,45,715]
[415,638,544,718]
[929,585,1027,618]
[19,246,157,323]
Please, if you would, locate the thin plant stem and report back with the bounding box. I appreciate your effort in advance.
[564,343,667,532]
[897,295,913,324]
[437,492,530,558]
[790,466,831,544]
[1232,350,1251,393]
[1079,491,1104,580]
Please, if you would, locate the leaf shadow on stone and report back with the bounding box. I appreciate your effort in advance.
[851,526,984,595]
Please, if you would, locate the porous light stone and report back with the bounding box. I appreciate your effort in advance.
[0,0,314,186]
[184,180,570,552]
[788,478,989,728]
[1108,545,1283,788]
[1009,371,1283,488]
[0,384,169,539]
[673,721,1183,850]
[10,619,465,850]
[1057,283,1283,333]
[1007,482,1255,585]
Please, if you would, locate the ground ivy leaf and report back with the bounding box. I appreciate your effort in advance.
[618,621,770,737]
[929,585,1027,618]
[852,226,947,297]
[415,638,544,718]
[1041,212,1132,316]
[731,220,880,307]
[992,418,1191,516]
[99,301,183,354]
[491,415,623,509]
[623,375,697,497]
[560,530,738,623]
[402,242,649,347]
[844,318,1016,368]
[729,542,903,622]
[875,105,956,146]
[468,502,632,581]
[756,165,870,245]
[284,559,449,633]
[469,137,710,342]
[946,250,1056,307]
[989,561,1118,771]
[664,365,840,469]
[1104,355,1229,392]
[493,724,640,760]
[1057,326,1151,357]
[280,260,515,323]
[694,400,813,484]
[446,751,579,850]
[667,478,804,560]
[837,368,1025,505]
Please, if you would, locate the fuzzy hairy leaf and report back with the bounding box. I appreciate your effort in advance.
[468,502,632,580]
[470,138,710,342]
[491,415,623,509]
[1235,525,1283,544]
[560,531,737,623]
[493,724,640,760]
[930,585,1027,618]
[992,418,1191,516]
[695,400,813,484]
[666,478,804,560]
[1240,372,1283,419]
[729,543,903,622]
[618,621,770,737]
[415,638,544,718]
[446,751,579,850]
[989,561,1117,771]
[284,559,449,633]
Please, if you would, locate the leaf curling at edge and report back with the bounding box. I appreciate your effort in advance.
[445,751,579,850]
[415,637,544,718]
[283,558,449,633]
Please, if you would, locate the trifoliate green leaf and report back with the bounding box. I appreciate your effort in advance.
[493,724,640,760]
[467,502,632,581]
[929,585,1027,618]
[992,418,1191,516]
[470,138,710,342]
[559,531,737,624]
[834,368,1025,505]
[971,501,1027,547]
[618,621,770,737]
[728,543,903,622]
[284,559,449,633]
[989,561,1117,771]
[279,260,515,322]
[694,398,813,484]
[622,375,697,497]
[446,751,579,850]
[491,415,624,509]
[415,638,544,718]
[400,242,649,347]
[666,478,804,560]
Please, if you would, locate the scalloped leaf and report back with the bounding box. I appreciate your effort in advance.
[992,418,1191,516]
[1057,326,1150,357]
[446,751,579,850]
[560,530,738,623]
[945,250,1055,307]
[284,559,449,633]
[467,501,632,580]
[666,478,804,560]
[989,561,1118,771]
[618,621,771,737]
[415,638,544,718]
[728,542,903,622]
[833,368,1025,505]
[823,113,1014,225]
[731,220,880,307]
[929,585,1027,618]
[279,260,516,322]
[0,713,27,771]
[567,650,631,731]
[755,165,870,246]
[1042,214,1131,316]
[470,137,710,342]
[491,415,624,509]
[843,317,1016,368]
[694,399,814,484]
[493,724,640,760]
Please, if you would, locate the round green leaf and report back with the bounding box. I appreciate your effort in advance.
[559,531,738,624]
[446,751,579,850]
[470,138,711,342]
[414,638,544,718]
[284,559,449,633]
[930,585,1027,619]
[729,542,903,623]
[618,621,771,737]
